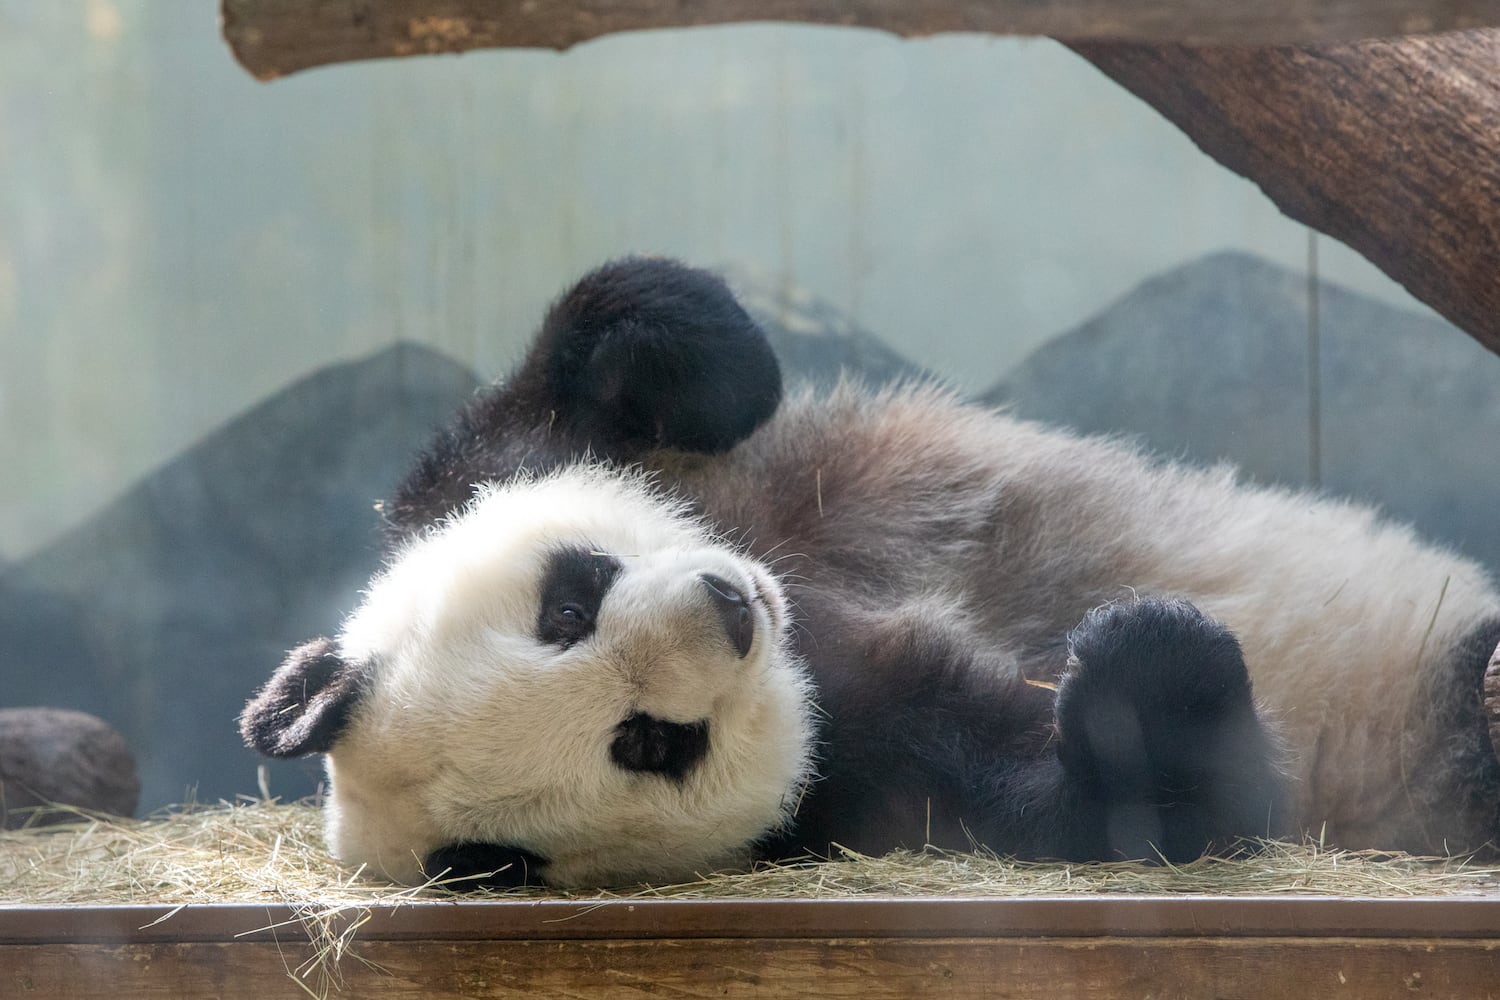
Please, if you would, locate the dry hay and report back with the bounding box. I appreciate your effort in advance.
[6,798,1500,907]
[4,798,1500,996]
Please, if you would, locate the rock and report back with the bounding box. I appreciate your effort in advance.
[985,250,1500,573]
[0,707,139,827]
[1,344,482,810]
[728,266,928,388]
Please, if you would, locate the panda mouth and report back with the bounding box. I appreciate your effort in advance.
[610,712,710,781]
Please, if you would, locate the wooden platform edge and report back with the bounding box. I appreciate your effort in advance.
[4,894,1500,944]
[6,897,1500,999]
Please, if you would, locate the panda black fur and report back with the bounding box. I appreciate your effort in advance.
[242,258,1500,888]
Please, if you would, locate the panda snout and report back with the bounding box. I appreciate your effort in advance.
[698,572,754,658]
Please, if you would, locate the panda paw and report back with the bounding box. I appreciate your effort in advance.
[422,842,549,890]
[529,257,783,454]
[1054,597,1286,862]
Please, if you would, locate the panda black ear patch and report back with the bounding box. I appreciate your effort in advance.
[240,637,364,758]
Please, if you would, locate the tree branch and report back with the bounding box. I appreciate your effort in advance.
[1070,31,1500,357]
[220,0,1500,81]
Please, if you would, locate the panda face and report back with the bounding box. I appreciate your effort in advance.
[321,466,816,887]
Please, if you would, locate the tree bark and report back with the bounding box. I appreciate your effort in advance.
[219,0,1500,80]
[1070,31,1500,357]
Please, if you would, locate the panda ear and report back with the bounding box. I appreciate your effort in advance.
[240,637,364,758]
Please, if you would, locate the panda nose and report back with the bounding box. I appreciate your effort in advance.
[699,573,754,658]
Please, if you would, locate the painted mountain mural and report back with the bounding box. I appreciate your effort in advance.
[3,253,1496,811]
[986,251,1500,573]
[1,345,482,810]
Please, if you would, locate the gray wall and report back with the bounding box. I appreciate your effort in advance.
[0,0,1440,560]
[5,2,1497,809]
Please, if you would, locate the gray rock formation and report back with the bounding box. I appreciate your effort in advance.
[730,268,928,389]
[986,251,1500,573]
[1,344,481,810]
[0,707,140,827]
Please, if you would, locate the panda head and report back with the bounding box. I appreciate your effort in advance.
[241,465,815,887]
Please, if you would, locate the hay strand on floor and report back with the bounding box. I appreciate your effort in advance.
[6,800,1499,999]
[5,799,1500,907]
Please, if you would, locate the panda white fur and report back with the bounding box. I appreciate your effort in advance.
[242,258,1500,888]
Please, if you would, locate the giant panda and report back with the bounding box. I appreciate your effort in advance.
[242,257,1500,888]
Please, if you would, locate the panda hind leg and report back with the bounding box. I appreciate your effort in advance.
[384,258,784,535]
[1054,597,1288,863]
[522,257,783,455]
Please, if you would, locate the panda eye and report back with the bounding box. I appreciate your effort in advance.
[536,546,620,649]
[548,603,590,641]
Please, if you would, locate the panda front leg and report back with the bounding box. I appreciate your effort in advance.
[1052,598,1288,861]
[386,258,783,534]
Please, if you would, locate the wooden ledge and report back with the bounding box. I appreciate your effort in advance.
[6,896,1500,998]
[6,894,1500,943]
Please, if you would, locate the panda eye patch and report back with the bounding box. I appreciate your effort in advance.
[536,546,622,649]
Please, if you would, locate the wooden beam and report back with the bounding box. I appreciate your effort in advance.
[219,0,1500,81]
[10,896,1500,943]
[6,898,1500,999]
[15,936,1500,998]
[1069,31,1500,357]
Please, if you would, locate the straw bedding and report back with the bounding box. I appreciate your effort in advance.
[6,798,1499,998]
[5,798,1500,907]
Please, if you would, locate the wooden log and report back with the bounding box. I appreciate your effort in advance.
[219,0,1500,80]
[1069,31,1500,358]
[6,897,1500,999]
[14,936,1500,999]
